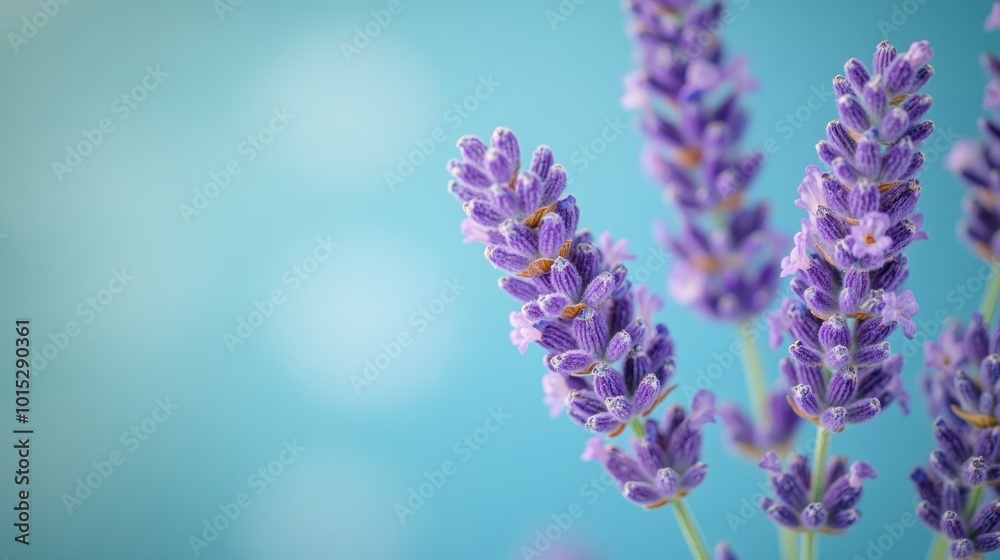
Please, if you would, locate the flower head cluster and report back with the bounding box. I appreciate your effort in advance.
[718,388,802,459]
[624,0,782,321]
[583,391,715,508]
[448,127,715,506]
[775,299,908,433]
[714,542,739,560]
[758,451,877,534]
[770,40,934,435]
[948,7,1000,261]
[913,466,1000,559]
[915,313,1000,558]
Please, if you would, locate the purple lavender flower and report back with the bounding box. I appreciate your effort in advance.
[625,0,783,322]
[770,40,935,435]
[758,451,877,534]
[948,7,1000,261]
[584,391,716,508]
[714,542,739,560]
[718,389,802,459]
[923,314,992,423]
[913,466,1000,559]
[918,314,1000,490]
[448,127,678,435]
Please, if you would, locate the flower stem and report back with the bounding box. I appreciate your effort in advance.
[802,427,831,560]
[739,319,771,429]
[968,485,984,519]
[630,417,647,439]
[980,267,1000,324]
[736,322,795,559]
[672,499,712,560]
[926,536,947,560]
[781,527,800,560]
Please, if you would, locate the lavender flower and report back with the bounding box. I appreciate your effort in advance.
[771,39,935,434]
[584,391,716,508]
[448,127,681,437]
[916,313,1000,558]
[718,389,802,458]
[625,0,783,322]
[913,466,1000,559]
[714,542,739,560]
[948,5,1000,261]
[759,451,877,534]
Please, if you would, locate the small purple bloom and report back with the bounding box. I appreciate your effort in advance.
[848,212,892,260]
[510,312,542,354]
[599,231,635,269]
[880,290,919,339]
[987,1,1000,31]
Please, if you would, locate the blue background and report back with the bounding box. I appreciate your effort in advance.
[0,0,993,558]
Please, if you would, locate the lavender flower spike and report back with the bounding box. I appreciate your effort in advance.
[447,127,678,436]
[584,390,716,509]
[625,0,798,462]
[770,39,935,435]
[765,40,933,559]
[449,128,717,559]
[916,313,1000,558]
[949,3,1000,263]
[626,0,783,321]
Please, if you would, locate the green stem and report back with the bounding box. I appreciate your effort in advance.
[672,499,712,560]
[781,527,800,560]
[809,428,831,502]
[927,536,948,560]
[736,323,795,559]
[630,417,647,439]
[980,267,1000,324]
[968,485,984,519]
[739,319,771,429]
[802,427,831,560]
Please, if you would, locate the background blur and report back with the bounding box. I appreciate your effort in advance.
[0,0,992,558]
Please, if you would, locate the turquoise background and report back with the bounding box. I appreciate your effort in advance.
[0,0,994,558]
